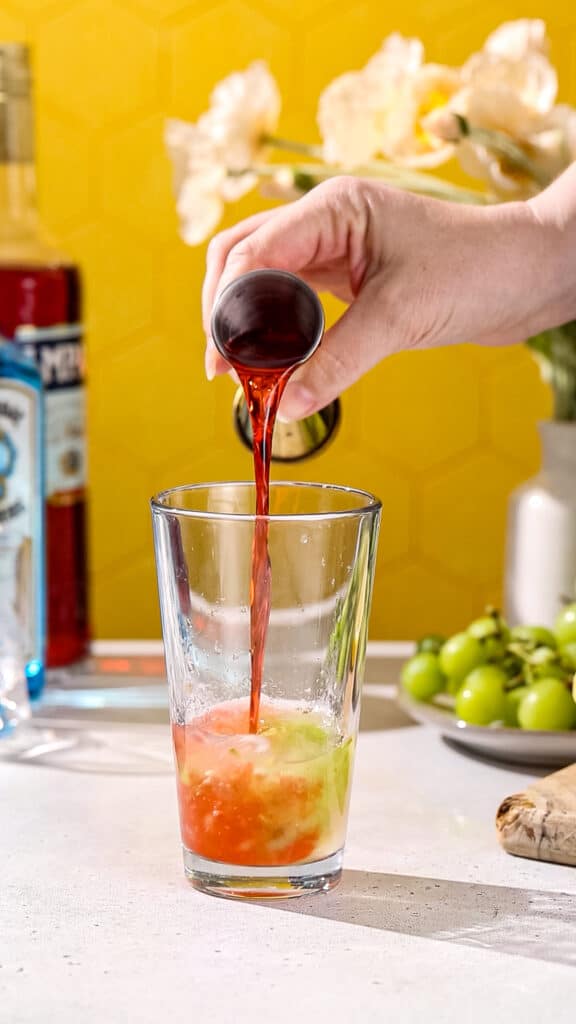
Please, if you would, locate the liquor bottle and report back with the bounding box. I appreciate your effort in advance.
[0,43,88,666]
[0,597,32,730]
[0,335,44,701]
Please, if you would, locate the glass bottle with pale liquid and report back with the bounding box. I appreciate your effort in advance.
[0,43,88,671]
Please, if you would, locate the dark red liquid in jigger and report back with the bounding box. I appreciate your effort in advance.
[213,276,323,733]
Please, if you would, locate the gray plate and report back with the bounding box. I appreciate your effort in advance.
[397,690,576,768]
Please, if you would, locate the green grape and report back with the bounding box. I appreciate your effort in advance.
[510,625,557,649]
[525,645,567,683]
[530,661,569,683]
[468,613,509,642]
[529,645,559,666]
[446,676,462,696]
[455,666,508,726]
[504,686,529,727]
[555,604,576,647]
[528,659,569,684]
[468,613,509,660]
[483,636,508,661]
[560,643,576,671]
[440,633,486,685]
[468,616,497,640]
[401,653,446,702]
[416,634,446,655]
[518,677,576,731]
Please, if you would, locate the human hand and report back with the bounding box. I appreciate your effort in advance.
[202,175,565,420]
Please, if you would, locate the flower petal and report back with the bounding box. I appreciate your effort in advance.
[524,104,576,181]
[460,49,557,134]
[365,33,424,83]
[318,71,384,165]
[381,63,460,167]
[164,61,281,245]
[208,60,281,166]
[220,171,258,201]
[177,177,224,245]
[483,19,548,60]
[164,118,198,192]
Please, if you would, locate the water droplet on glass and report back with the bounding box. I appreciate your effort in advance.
[300,534,309,544]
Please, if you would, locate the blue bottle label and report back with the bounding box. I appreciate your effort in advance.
[0,379,41,664]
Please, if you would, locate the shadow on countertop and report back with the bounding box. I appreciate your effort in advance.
[271,869,576,967]
[359,693,416,732]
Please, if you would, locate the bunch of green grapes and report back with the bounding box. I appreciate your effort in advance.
[400,605,576,731]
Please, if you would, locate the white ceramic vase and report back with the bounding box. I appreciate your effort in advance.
[505,421,576,627]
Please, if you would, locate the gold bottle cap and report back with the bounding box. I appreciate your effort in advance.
[0,43,33,164]
[233,387,340,462]
[0,43,31,98]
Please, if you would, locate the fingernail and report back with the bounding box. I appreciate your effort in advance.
[205,344,216,382]
[278,384,316,423]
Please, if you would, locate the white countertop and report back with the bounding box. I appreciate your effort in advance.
[3,650,576,1022]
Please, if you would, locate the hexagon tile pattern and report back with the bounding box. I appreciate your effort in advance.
[4,0,571,640]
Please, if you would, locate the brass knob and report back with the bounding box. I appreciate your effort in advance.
[233,387,340,462]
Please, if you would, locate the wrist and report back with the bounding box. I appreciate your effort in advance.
[482,196,576,346]
[523,167,576,331]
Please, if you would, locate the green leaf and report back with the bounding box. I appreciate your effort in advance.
[526,322,576,421]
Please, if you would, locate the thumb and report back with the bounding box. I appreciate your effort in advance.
[278,276,390,420]
[213,188,337,299]
[207,177,367,312]
[203,195,329,381]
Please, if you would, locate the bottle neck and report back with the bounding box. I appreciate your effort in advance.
[0,90,38,240]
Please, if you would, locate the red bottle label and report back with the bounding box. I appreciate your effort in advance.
[16,324,85,501]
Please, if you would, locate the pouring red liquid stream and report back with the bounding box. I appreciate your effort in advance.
[218,325,316,733]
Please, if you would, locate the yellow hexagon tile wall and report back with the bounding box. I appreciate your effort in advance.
[3,0,574,639]
[36,114,95,234]
[487,347,552,461]
[0,9,25,45]
[168,1,294,115]
[419,453,532,583]
[125,0,200,19]
[65,223,160,347]
[360,346,481,472]
[98,114,178,239]
[377,561,480,639]
[37,1,158,124]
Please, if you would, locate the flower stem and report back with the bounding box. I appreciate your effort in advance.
[354,161,491,203]
[242,161,490,204]
[453,115,551,189]
[261,135,492,202]
[262,135,324,159]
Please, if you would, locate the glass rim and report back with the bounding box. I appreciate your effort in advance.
[150,480,381,522]
[210,269,325,367]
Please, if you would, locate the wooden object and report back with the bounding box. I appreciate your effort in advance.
[496,763,576,867]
